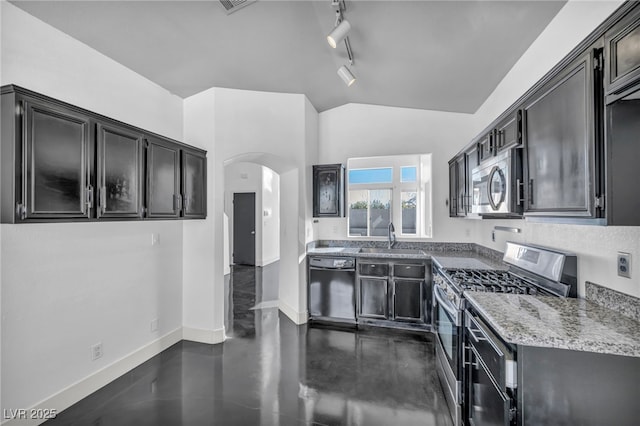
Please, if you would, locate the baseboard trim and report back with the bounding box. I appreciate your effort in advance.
[182,326,226,344]
[279,299,308,325]
[1,328,183,426]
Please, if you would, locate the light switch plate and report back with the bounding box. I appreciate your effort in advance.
[617,252,631,278]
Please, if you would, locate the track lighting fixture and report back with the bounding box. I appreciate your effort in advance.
[327,19,351,49]
[327,0,356,86]
[337,65,356,87]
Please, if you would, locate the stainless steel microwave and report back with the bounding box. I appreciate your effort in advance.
[471,148,523,216]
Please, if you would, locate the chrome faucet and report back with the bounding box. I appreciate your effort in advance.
[388,222,396,249]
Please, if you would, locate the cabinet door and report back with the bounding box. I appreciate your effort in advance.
[313,164,344,217]
[478,131,494,162]
[523,50,596,217]
[496,110,522,152]
[96,123,144,218]
[448,161,458,217]
[455,155,466,216]
[359,278,388,319]
[393,279,423,323]
[22,100,91,220]
[605,4,640,96]
[146,137,180,218]
[181,149,207,218]
[465,147,478,214]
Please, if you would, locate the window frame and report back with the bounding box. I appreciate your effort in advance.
[346,154,432,239]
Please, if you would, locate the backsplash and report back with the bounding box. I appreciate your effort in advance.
[585,282,640,322]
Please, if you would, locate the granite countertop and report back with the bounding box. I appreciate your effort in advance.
[431,252,506,270]
[307,243,506,265]
[465,292,640,358]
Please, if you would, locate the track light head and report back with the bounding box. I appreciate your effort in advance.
[327,19,351,48]
[337,65,356,86]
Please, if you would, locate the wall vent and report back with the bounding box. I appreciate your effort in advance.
[219,0,257,15]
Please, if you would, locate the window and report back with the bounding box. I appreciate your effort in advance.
[347,154,432,238]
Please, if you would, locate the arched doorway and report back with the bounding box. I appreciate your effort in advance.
[222,153,307,334]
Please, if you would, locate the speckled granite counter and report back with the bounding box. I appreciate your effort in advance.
[465,292,640,358]
[307,241,506,265]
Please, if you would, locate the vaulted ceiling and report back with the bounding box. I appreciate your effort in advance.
[9,0,567,112]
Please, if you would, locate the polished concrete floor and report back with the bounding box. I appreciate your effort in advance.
[45,264,452,426]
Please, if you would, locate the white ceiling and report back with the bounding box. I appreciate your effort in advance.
[10,0,566,113]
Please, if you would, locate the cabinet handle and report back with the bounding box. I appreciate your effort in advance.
[173,194,182,212]
[528,179,534,205]
[516,179,524,206]
[98,187,107,214]
[86,185,94,210]
[16,203,27,221]
[517,109,523,145]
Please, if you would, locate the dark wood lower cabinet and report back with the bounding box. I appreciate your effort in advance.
[357,259,430,329]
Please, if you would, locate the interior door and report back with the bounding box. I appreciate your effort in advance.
[233,192,256,266]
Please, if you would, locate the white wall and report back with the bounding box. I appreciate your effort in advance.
[261,167,280,266]
[469,0,639,299]
[1,2,185,415]
[316,103,477,242]
[184,87,317,329]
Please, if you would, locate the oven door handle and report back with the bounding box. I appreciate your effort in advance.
[434,285,459,321]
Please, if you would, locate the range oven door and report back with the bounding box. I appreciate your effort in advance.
[433,280,462,424]
[471,149,522,216]
[434,284,460,375]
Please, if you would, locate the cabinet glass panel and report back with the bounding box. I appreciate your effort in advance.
[359,278,388,319]
[98,125,142,217]
[148,140,179,217]
[28,104,88,217]
[615,24,640,79]
[183,151,206,217]
[394,280,422,321]
[525,60,590,212]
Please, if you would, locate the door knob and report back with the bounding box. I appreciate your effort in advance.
[251,231,255,235]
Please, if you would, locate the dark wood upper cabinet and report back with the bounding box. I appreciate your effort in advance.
[448,155,467,217]
[96,123,144,218]
[523,49,598,218]
[605,4,640,98]
[495,110,522,152]
[313,164,344,217]
[181,149,207,218]
[22,99,92,220]
[1,85,207,223]
[146,136,181,218]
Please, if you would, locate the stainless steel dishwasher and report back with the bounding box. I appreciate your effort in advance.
[308,256,356,326]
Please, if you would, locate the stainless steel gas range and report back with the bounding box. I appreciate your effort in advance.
[432,242,577,426]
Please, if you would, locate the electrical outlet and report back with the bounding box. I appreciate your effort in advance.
[91,342,103,361]
[150,318,159,332]
[151,233,160,246]
[617,252,631,278]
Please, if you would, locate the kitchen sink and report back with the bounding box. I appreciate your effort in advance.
[359,248,425,255]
